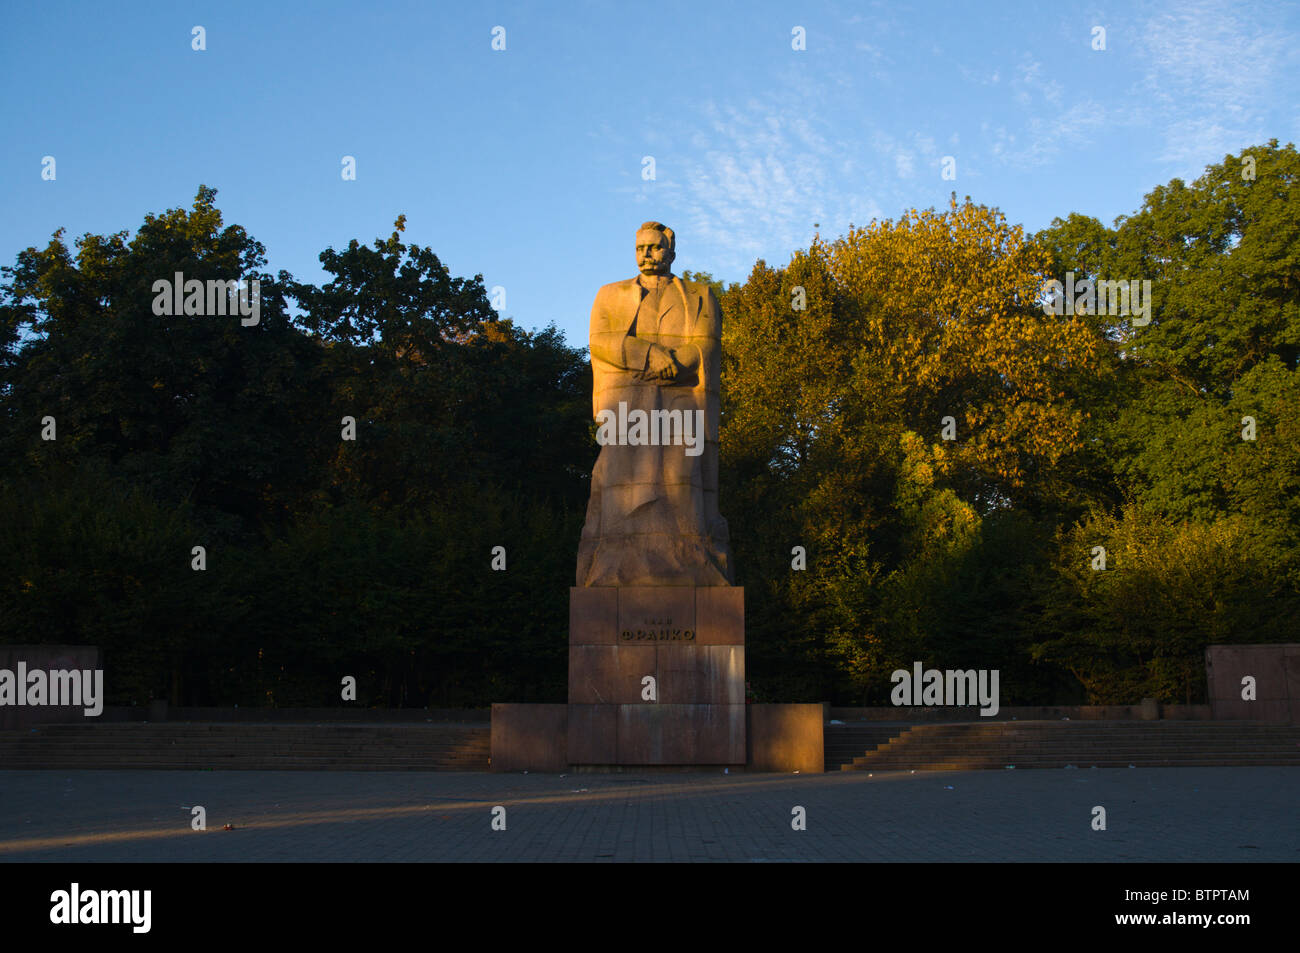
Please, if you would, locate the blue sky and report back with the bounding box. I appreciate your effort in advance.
[2,0,1297,348]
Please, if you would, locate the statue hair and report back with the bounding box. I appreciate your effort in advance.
[637,221,675,251]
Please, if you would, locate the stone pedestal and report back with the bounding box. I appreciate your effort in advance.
[568,586,745,764]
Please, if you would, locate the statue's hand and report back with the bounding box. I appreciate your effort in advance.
[645,344,679,383]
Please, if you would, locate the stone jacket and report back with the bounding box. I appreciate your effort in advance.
[587,274,722,439]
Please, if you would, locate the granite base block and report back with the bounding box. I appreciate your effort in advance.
[566,703,746,765]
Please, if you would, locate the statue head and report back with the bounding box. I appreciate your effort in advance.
[636,222,675,276]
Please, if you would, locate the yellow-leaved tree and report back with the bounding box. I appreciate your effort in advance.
[721,196,1107,702]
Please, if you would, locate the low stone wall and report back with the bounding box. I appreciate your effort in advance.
[0,646,102,729]
[81,706,493,724]
[748,704,823,773]
[491,703,568,772]
[1206,644,1299,722]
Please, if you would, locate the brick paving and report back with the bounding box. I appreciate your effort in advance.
[0,767,1295,862]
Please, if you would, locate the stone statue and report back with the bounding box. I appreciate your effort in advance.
[576,222,733,587]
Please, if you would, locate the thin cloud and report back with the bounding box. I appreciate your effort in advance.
[671,97,884,274]
[1136,0,1297,169]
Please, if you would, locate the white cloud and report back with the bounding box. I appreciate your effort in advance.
[662,96,884,274]
[1012,57,1063,108]
[1135,0,1297,170]
[989,101,1109,169]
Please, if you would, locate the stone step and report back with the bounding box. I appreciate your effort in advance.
[2,764,488,771]
[852,749,1300,760]
[829,723,1295,731]
[854,751,1300,760]
[832,721,1300,771]
[871,740,1300,749]
[0,749,488,756]
[0,749,490,759]
[863,732,1299,741]
[0,759,489,765]
[844,760,1300,770]
[0,724,492,771]
[9,729,485,738]
[0,743,488,749]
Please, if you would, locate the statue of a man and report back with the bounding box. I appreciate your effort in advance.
[576,222,733,587]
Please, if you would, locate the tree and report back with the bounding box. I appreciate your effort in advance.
[720,196,1106,699]
[0,185,325,536]
[1037,140,1300,571]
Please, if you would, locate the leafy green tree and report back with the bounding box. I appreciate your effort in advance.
[289,218,591,510]
[1036,141,1300,550]
[1030,505,1298,704]
[0,186,325,536]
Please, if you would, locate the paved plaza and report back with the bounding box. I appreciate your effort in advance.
[0,767,1295,862]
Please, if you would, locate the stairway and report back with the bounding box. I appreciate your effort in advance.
[837,721,1300,771]
[0,722,492,771]
[824,723,912,770]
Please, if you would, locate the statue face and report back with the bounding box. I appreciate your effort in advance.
[636,230,674,276]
